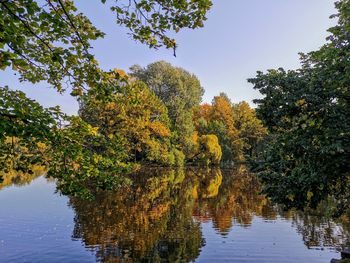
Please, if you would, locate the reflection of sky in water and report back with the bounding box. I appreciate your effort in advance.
[196,218,337,263]
[0,177,95,262]
[0,174,344,262]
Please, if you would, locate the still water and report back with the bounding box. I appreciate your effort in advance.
[0,167,349,262]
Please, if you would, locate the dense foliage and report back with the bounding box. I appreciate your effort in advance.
[0,0,266,199]
[1,60,265,198]
[191,133,222,165]
[0,0,213,195]
[0,86,58,173]
[79,75,174,166]
[128,63,266,166]
[0,86,132,198]
[250,0,350,216]
[130,61,204,157]
[194,93,266,164]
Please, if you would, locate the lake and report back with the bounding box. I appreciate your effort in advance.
[0,167,349,262]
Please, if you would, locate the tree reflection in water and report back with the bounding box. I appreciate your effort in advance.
[69,168,203,262]
[281,206,350,251]
[191,166,275,235]
[68,166,350,262]
[0,165,45,191]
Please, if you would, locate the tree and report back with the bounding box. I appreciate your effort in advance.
[48,114,133,198]
[0,86,58,174]
[198,93,243,163]
[130,61,204,157]
[194,95,266,164]
[211,93,235,131]
[211,93,244,162]
[192,133,222,165]
[232,101,267,158]
[249,0,350,216]
[79,75,172,165]
[0,86,132,198]
[193,95,267,165]
[194,103,212,128]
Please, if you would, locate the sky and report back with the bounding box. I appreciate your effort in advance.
[1,0,336,115]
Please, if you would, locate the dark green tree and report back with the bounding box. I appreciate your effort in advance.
[249,0,350,216]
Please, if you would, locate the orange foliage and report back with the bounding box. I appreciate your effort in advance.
[211,95,237,136]
[199,103,212,121]
[113,68,127,78]
[148,121,171,137]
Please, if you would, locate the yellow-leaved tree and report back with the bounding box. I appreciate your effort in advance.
[79,75,174,165]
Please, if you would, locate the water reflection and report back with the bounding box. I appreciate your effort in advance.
[0,165,45,191]
[69,168,204,262]
[284,207,350,251]
[67,167,350,262]
[192,167,275,235]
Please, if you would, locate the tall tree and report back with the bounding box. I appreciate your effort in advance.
[0,85,132,198]
[202,93,243,163]
[249,0,350,216]
[130,61,204,157]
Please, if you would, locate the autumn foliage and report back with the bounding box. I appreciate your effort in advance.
[193,93,266,164]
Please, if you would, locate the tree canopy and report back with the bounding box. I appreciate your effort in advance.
[249,0,350,216]
[130,61,204,157]
[194,93,266,164]
[79,77,173,165]
[0,0,212,92]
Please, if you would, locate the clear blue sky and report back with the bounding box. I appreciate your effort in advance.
[0,0,336,114]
